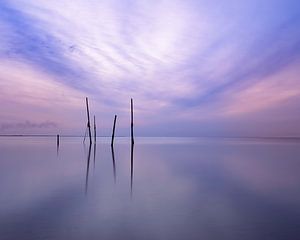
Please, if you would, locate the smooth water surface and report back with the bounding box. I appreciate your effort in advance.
[0,137,300,240]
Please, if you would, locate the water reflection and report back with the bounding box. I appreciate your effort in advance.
[56,135,60,157]
[111,145,116,184]
[1,137,300,240]
[85,143,92,195]
[93,142,96,170]
[130,143,134,197]
[56,144,59,157]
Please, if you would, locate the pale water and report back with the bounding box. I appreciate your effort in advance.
[0,137,300,240]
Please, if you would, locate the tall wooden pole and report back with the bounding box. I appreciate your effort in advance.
[85,97,92,144]
[93,115,96,143]
[111,115,117,146]
[131,98,134,145]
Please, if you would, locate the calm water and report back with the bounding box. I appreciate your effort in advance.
[0,137,300,240]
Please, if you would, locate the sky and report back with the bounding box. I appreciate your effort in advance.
[0,0,300,137]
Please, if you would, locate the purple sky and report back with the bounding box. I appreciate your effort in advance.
[0,0,300,137]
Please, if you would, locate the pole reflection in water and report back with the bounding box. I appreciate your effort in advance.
[85,143,92,195]
[56,143,59,157]
[130,143,134,198]
[111,145,116,184]
[93,142,96,170]
[56,135,60,157]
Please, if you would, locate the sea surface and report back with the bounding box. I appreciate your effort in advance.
[0,137,300,240]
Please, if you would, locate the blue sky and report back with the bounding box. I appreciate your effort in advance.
[0,0,300,136]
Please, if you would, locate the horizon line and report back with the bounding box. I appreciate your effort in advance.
[0,134,300,140]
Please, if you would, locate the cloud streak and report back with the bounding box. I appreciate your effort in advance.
[0,121,56,131]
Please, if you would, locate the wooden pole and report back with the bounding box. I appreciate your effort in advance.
[130,98,134,196]
[111,115,117,146]
[85,97,92,144]
[131,98,134,145]
[83,125,88,143]
[93,115,96,143]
